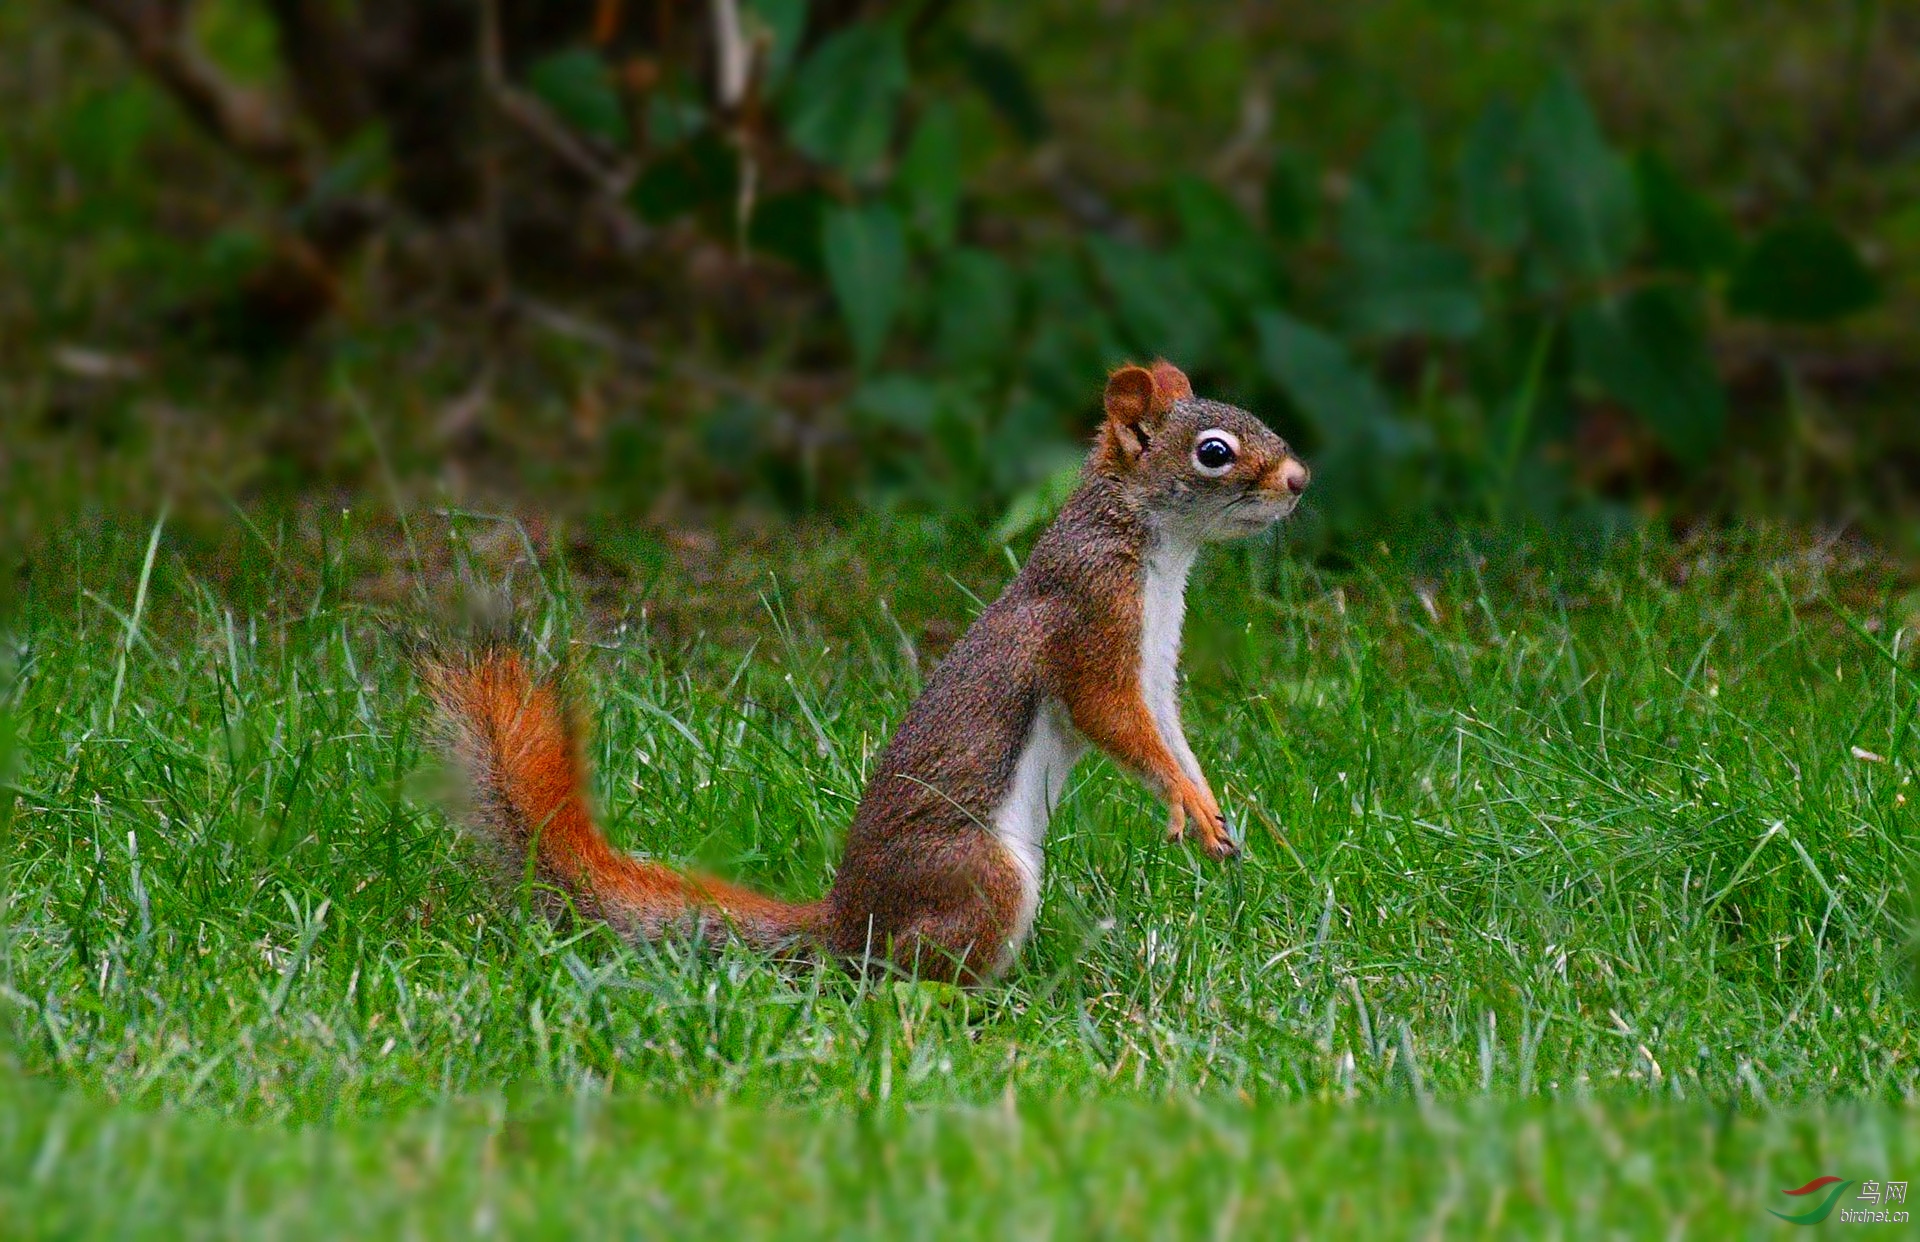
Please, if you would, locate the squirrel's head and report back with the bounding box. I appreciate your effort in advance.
[1096,360,1310,542]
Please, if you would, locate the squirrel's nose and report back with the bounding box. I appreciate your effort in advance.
[1279,457,1310,495]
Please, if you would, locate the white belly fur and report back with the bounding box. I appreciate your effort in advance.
[1141,536,1202,782]
[985,536,1200,971]
[990,699,1083,966]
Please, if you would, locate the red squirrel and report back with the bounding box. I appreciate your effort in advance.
[420,361,1310,984]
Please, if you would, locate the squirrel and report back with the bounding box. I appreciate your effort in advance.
[419,360,1311,984]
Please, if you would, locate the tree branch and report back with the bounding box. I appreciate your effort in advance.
[709,0,750,111]
[73,0,309,186]
[477,0,635,200]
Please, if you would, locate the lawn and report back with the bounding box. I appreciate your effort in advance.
[5,0,1918,1231]
[3,514,1916,1237]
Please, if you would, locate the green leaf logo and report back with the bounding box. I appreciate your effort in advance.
[1770,1177,1853,1225]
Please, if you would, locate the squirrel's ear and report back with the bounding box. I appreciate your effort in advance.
[1104,365,1155,425]
[1101,361,1193,465]
[1102,365,1157,461]
[1149,360,1193,411]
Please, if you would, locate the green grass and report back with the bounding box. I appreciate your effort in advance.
[5,1085,1918,1238]
[3,516,1918,1237]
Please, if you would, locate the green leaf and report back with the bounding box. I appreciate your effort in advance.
[744,0,808,84]
[1021,250,1127,405]
[782,20,909,175]
[646,85,707,146]
[956,38,1048,144]
[1254,309,1405,452]
[1255,309,1430,531]
[527,49,627,145]
[1345,241,1483,341]
[1635,151,1739,274]
[822,203,907,371]
[629,129,736,225]
[992,459,1082,543]
[1727,218,1880,324]
[64,85,156,182]
[896,103,963,252]
[934,248,1019,370]
[747,188,831,273]
[1457,98,1526,251]
[1572,285,1725,463]
[1524,70,1637,279]
[1343,112,1430,256]
[201,227,270,287]
[1264,148,1319,243]
[852,374,944,434]
[1171,176,1276,311]
[1086,237,1222,370]
[986,392,1080,493]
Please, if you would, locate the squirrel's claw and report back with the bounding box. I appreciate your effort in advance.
[1168,790,1240,861]
[1204,816,1243,860]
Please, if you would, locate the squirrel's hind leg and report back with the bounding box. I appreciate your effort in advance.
[834,838,1031,985]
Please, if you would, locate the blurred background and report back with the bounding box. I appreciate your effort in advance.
[5,0,1917,629]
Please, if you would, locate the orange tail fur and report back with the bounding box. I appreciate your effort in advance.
[418,645,823,951]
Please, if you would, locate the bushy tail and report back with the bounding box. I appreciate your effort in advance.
[417,645,823,951]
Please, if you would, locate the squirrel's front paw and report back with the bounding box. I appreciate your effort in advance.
[1192,811,1240,860]
[1167,788,1240,861]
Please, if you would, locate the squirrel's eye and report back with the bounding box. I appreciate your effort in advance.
[1193,433,1238,476]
